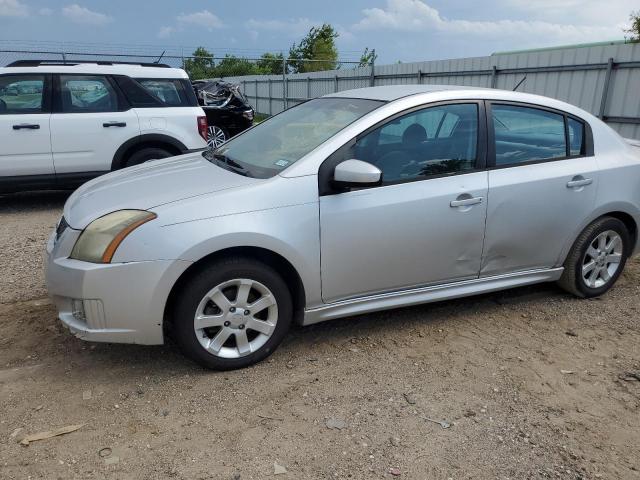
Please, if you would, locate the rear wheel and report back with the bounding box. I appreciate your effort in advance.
[172,257,292,370]
[558,216,630,298]
[124,147,172,168]
[207,125,228,149]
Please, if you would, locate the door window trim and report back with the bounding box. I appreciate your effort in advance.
[0,73,52,115]
[486,100,594,170]
[52,74,130,114]
[318,99,488,196]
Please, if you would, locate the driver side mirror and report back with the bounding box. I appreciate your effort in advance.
[333,159,382,188]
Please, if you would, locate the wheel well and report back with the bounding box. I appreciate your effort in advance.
[163,246,307,334]
[113,141,182,170]
[606,211,638,251]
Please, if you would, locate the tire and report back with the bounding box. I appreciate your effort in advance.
[123,147,173,168]
[558,216,630,298]
[171,257,293,370]
[207,125,228,149]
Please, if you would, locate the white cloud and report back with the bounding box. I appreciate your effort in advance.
[352,0,625,44]
[245,18,316,38]
[38,7,53,15]
[157,25,175,38]
[177,9,223,30]
[62,4,112,25]
[0,0,28,17]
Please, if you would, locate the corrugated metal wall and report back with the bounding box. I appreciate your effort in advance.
[224,42,640,140]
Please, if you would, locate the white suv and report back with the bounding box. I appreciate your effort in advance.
[0,60,207,193]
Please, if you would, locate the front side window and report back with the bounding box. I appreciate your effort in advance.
[59,75,118,113]
[492,104,567,165]
[207,97,383,179]
[0,75,45,114]
[351,103,479,184]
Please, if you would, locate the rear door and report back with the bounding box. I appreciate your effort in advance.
[50,74,139,174]
[481,102,598,276]
[0,73,53,176]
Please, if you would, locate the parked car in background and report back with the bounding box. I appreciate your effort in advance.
[192,80,254,148]
[46,85,640,370]
[0,60,207,193]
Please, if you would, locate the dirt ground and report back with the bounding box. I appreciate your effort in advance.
[0,191,639,480]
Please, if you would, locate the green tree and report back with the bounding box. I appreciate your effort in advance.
[213,55,260,77]
[359,47,377,67]
[288,24,339,73]
[626,11,640,41]
[183,47,216,80]
[256,52,285,75]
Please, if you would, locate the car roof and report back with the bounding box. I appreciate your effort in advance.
[325,84,485,101]
[0,64,189,79]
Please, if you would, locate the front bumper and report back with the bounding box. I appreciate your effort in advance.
[46,229,191,345]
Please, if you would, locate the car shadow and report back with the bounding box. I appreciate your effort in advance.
[0,190,71,213]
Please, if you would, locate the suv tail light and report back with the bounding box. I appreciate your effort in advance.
[197,116,208,142]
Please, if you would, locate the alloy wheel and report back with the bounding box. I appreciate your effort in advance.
[207,126,227,149]
[194,278,278,359]
[581,230,623,289]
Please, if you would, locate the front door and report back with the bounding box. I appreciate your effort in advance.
[320,102,488,303]
[0,73,53,177]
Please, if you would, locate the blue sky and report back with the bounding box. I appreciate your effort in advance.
[0,0,636,63]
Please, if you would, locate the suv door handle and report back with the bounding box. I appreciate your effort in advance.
[13,123,40,130]
[103,122,127,128]
[566,177,593,188]
[450,196,483,207]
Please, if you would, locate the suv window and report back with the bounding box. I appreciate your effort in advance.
[492,104,567,165]
[136,79,194,107]
[0,75,46,114]
[352,103,479,184]
[59,75,118,113]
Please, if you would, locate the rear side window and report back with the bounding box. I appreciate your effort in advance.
[135,79,196,107]
[492,104,567,165]
[59,75,119,113]
[0,74,46,114]
[567,117,584,156]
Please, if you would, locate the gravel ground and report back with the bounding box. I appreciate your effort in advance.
[0,192,639,479]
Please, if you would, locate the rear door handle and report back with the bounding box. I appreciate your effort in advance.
[566,177,593,188]
[13,124,40,130]
[450,196,483,207]
[103,122,127,128]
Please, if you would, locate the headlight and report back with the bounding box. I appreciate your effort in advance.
[70,210,157,263]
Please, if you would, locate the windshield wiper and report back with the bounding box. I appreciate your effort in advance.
[211,153,253,177]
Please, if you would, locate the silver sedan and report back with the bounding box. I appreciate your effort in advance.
[46,85,640,370]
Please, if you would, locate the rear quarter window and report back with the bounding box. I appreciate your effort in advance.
[115,77,197,108]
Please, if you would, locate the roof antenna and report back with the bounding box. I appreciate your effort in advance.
[512,75,527,91]
[154,50,166,64]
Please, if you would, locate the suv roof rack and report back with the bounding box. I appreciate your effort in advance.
[6,59,172,68]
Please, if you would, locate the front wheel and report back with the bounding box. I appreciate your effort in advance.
[558,216,630,298]
[172,257,293,370]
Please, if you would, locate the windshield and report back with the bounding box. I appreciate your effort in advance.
[204,97,384,178]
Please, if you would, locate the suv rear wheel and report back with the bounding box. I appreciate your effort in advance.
[124,147,172,168]
[558,216,630,298]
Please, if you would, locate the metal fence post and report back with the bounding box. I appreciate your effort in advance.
[417,69,422,85]
[255,79,258,110]
[599,57,614,120]
[307,76,311,98]
[370,52,376,87]
[491,66,498,88]
[268,78,272,116]
[282,58,288,110]
[334,75,338,93]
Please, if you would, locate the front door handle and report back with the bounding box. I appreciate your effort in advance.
[450,196,483,208]
[13,123,40,130]
[103,122,127,128]
[567,177,593,188]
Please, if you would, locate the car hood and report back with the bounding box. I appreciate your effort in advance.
[64,153,259,229]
